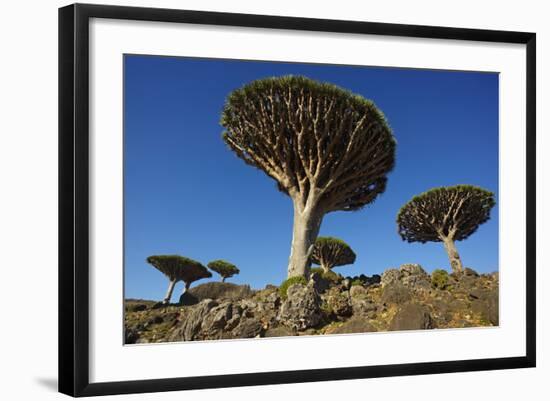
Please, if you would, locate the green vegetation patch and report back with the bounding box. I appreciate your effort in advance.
[279,276,308,299]
[432,269,450,290]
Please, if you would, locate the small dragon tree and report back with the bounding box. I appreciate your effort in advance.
[397,185,496,274]
[311,237,356,274]
[207,259,240,282]
[221,76,395,279]
[146,255,212,304]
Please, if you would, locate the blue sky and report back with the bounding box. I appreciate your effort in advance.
[124,55,499,300]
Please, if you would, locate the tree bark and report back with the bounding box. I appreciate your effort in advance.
[287,204,323,278]
[163,279,177,304]
[222,277,226,283]
[321,264,331,274]
[442,236,463,274]
[182,281,191,294]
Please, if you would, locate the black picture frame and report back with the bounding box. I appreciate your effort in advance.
[59,3,536,397]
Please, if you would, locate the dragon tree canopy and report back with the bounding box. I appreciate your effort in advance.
[311,237,356,273]
[221,75,395,278]
[396,184,496,273]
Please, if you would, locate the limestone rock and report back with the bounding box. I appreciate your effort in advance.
[232,318,263,338]
[201,302,233,335]
[170,299,218,341]
[381,268,401,287]
[325,288,352,318]
[381,283,412,304]
[400,264,431,288]
[389,303,434,331]
[186,282,254,303]
[310,272,331,294]
[277,284,322,331]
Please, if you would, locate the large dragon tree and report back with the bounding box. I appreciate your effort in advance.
[146,255,212,304]
[221,76,395,278]
[397,185,496,274]
[311,237,356,274]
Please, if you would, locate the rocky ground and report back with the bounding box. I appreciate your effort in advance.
[124,264,498,344]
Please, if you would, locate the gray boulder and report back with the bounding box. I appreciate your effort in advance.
[185,282,254,303]
[324,288,352,318]
[381,265,430,290]
[201,302,233,336]
[170,299,218,341]
[349,285,377,317]
[471,290,499,325]
[232,318,263,338]
[381,268,401,287]
[389,303,434,331]
[277,283,322,331]
[400,263,427,276]
[400,264,431,289]
[124,327,139,344]
[381,283,412,304]
[179,292,199,306]
[309,272,331,294]
[349,284,368,298]
[351,298,377,317]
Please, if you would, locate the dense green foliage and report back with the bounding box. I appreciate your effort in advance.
[207,259,240,282]
[279,276,308,299]
[431,269,450,290]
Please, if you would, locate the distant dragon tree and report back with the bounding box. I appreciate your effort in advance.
[207,260,240,282]
[397,185,496,274]
[146,255,212,304]
[221,76,396,279]
[311,237,356,274]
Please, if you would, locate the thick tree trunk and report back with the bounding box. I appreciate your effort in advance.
[287,205,323,278]
[163,279,177,304]
[321,264,331,274]
[442,236,463,274]
[222,277,226,283]
[182,281,191,294]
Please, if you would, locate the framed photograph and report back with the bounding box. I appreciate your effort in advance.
[58,3,536,397]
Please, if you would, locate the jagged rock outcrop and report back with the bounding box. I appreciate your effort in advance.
[277,283,322,331]
[170,299,218,341]
[381,282,412,304]
[180,282,254,305]
[389,303,434,331]
[124,266,499,343]
[382,264,430,289]
[309,272,331,294]
[323,287,352,318]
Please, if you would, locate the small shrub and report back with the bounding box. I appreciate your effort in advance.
[351,279,364,287]
[432,269,450,290]
[279,276,308,299]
